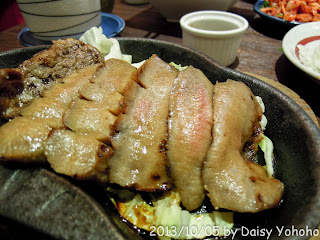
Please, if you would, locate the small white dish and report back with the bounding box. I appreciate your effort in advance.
[283,22,320,83]
[180,11,248,66]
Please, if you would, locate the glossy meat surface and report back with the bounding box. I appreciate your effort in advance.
[45,129,113,183]
[203,80,284,213]
[90,58,138,95]
[64,99,117,143]
[167,66,214,211]
[109,55,178,191]
[64,59,138,143]
[19,65,99,129]
[0,65,99,162]
[0,117,51,162]
[80,83,123,116]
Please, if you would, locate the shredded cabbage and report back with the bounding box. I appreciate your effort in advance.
[256,96,274,177]
[108,189,234,239]
[170,62,188,71]
[80,26,132,63]
[259,134,275,177]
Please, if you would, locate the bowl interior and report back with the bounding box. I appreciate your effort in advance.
[0,38,319,240]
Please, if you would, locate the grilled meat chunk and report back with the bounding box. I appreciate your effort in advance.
[64,59,138,143]
[0,65,100,162]
[109,55,178,191]
[90,58,138,95]
[0,117,51,162]
[0,69,24,119]
[203,80,284,213]
[1,38,104,119]
[79,58,138,116]
[64,99,117,143]
[45,129,113,183]
[80,83,123,116]
[167,66,214,211]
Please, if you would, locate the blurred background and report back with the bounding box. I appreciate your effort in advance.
[0,0,117,32]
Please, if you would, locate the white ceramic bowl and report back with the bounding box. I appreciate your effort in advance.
[180,10,248,66]
[17,0,101,41]
[283,22,320,84]
[149,0,238,22]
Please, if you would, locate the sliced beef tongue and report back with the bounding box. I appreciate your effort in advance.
[45,129,113,183]
[167,66,214,211]
[46,59,138,182]
[63,59,138,144]
[0,65,100,162]
[203,80,284,213]
[0,50,285,212]
[109,55,178,191]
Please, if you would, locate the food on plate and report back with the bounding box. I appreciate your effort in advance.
[0,35,284,239]
[109,55,178,191]
[0,57,137,180]
[0,117,51,162]
[64,59,138,143]
[261,0,320,22]
[0,65,100,162]
[45,129,113,183]
[0,38,104,120]
[167,66,213,211]
[64,99,118,143]
[203,80,284,213]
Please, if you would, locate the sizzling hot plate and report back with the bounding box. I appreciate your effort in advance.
[0,38,319,240]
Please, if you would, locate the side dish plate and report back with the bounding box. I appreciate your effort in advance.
[283,22,320,84]
[0,38,319,240]
[253,0,301,27]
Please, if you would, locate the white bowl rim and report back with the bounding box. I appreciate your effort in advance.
[282,22,320,82]
[180,10,249,38]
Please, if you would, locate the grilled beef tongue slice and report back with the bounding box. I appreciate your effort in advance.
[167,66,214,211]
[64,59,138,144]
[45,129,113,183]
[203,80,284,213]
[0,65,100,162]
[109,55,178,191]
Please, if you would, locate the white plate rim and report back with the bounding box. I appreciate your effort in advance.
[282,22,320,82]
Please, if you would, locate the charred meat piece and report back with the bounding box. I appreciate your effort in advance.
[167,66,214,211]
[109,55,178,191]
[45,129,113,183]
[203,80,284,213]
[0,69,24,118]
[0,65,99,162]
[1,38,104,119]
